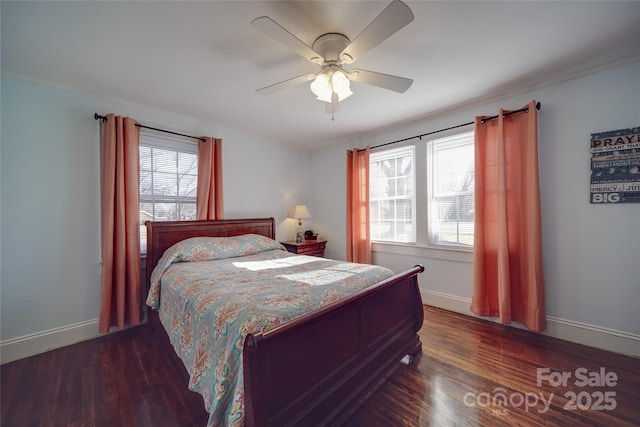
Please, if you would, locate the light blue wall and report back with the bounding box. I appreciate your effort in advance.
[2,61,638,357]
[0,76,312,342]
[311,61,640,338]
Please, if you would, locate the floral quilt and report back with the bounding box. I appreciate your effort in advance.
[146,235,395,427]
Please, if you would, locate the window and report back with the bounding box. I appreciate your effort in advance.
[139,133,198,252]
[369,130,474,251]
[427,131,474,248]
[370,146,415,243]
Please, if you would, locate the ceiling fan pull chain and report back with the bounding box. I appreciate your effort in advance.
[331,92,340,121]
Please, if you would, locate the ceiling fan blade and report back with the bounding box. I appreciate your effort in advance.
[251,16,323,63]
[340,0,414,64]
[349,69,413,93]
[256,74,316,96]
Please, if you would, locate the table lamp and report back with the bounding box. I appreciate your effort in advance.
[293,204,311,242]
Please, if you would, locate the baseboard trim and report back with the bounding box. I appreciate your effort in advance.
[1,318,100,364]
[420,289,640,357]
[543,315,640,357]
[3,292,638,364]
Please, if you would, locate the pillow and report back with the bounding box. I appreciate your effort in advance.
[149,234,285,297]
[165,234,284,262]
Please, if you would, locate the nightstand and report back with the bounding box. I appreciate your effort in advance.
[280,240,327,257]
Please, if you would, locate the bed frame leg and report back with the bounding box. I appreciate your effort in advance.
[406,339,422,363]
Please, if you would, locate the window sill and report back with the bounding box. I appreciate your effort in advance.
[372,241,473,263]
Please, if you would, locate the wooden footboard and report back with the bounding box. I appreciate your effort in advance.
[243,264,424,427]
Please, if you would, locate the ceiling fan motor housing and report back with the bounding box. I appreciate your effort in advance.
[312,33,352,63]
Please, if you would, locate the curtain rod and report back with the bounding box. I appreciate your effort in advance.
[94,113,206,142]
[366,101,541,151]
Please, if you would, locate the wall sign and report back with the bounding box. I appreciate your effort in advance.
[590,127,640,204]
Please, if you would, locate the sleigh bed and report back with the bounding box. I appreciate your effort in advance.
[145,217,424,426]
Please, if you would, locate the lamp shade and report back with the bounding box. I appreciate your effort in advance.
[293,204,311,219]
[310,66,352,104]
[310,73,332,101]
[331,70,353,101]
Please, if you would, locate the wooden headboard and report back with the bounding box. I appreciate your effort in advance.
[144,217,276,290]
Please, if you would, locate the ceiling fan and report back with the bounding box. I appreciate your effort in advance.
[251,0,414,117]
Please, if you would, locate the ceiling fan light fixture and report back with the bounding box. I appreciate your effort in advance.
[310,72,332,101]
[331,70,353,101]
[310,67,352,103]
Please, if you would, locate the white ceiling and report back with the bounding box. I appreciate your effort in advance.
[2,1,639,149]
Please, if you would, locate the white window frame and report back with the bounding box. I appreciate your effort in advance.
[369,145,416,243]
[426,131,475,251]
[369,128,474,259]
[139,132,199,253]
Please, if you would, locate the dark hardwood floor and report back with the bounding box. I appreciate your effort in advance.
[2,306,639,426]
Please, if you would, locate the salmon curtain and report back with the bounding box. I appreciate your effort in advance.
[346,147,371,264]
[196,137,224,220]
[470,100,546,332]
[99,114,141,333]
